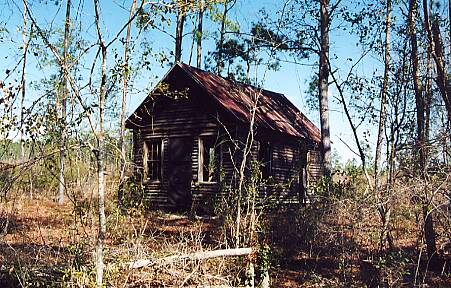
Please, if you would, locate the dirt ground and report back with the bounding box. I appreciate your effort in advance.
[1,195,450,287]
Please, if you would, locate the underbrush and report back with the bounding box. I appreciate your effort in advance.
[265,170,450,287]
[0,193,250,287]
[0,161,449,287]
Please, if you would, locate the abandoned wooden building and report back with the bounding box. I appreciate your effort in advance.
[125,63,324,210]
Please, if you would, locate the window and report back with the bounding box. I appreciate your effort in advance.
[258,141,272,179]
[198,137,220,182]
[145,140,162,181]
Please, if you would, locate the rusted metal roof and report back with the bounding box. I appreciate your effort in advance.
[126,63,321,143]
[177,63,321,143]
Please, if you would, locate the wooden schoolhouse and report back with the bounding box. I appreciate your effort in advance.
[126,63,324,210]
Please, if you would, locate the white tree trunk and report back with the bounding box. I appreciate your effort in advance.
[94,0,107,286]
[319,0,331,177]
[119,0,136,211]
[58,0,71,205]
[20,0,29,160]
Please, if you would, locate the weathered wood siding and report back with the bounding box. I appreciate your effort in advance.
[269,142,301,204]
[131,93,244,210]
[306,150,324,189]
[131,97,322,210]
[218,128,307,206]
[132,98,215,208]
[134,121,322,209]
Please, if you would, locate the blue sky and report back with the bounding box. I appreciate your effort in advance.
[0,0,385,164]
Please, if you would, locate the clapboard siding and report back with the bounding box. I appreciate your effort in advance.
[133,118,323,209]
[272,144,299,178]
[131,95,251,209]
[307,150,324,186]
[127,65,324,210]
[132,97,219,208]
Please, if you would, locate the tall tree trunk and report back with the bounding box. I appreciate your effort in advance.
[374,0,391,190]
[20,0,29,160]
[430,20,450,123]
[386,41,408,239]
[449,0,451,45]
[408,0,437,264]
[374,0,393,251]
[408,0,425,172]
[175,0,186,63]
[95,63,106,287]
[119,0,136,212]
[424,0,433,167]
[196,0,204,68]
[422,0,450,124]
[94,0,107,285]
[217,0,230,75]
[58,0,71,205]
[319,0,331,178]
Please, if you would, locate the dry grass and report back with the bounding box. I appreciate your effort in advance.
[0,191,247,287]
[0,169,450,287]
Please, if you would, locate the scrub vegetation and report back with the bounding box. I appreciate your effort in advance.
[1,0,450,286]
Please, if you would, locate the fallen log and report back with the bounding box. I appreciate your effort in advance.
[129,247,253,269]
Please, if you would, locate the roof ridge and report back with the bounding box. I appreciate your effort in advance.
[178,62,271,93]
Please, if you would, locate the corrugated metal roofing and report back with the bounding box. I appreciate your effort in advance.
[126,63,321,143]
[177,63,321,143]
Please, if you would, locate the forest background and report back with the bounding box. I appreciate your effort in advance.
[0,0,449,287]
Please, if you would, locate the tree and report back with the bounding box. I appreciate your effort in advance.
[57,0,71,205]
[20,0,30,160]
[119,0,137,212]
[374,0,393,251]
[93,1,107,283]
[422,0,450,124]
[24,1,142,284]
[216,0,236,74]
[175,0,188,63]
[319,0,332,177]
[205,22,286,82]
[196,0,205,68]
[408,0,438,265]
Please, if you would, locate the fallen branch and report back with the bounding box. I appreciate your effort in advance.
[129,247,253,269]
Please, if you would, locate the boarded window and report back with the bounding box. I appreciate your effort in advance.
[258,141,272,179]
[198,137,220,182]
[145,140,162,181]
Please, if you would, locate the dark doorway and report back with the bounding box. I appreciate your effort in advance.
[167,137,193,210]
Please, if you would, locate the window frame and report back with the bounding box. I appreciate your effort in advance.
[198,136,220,183]
[143,139,163,182]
